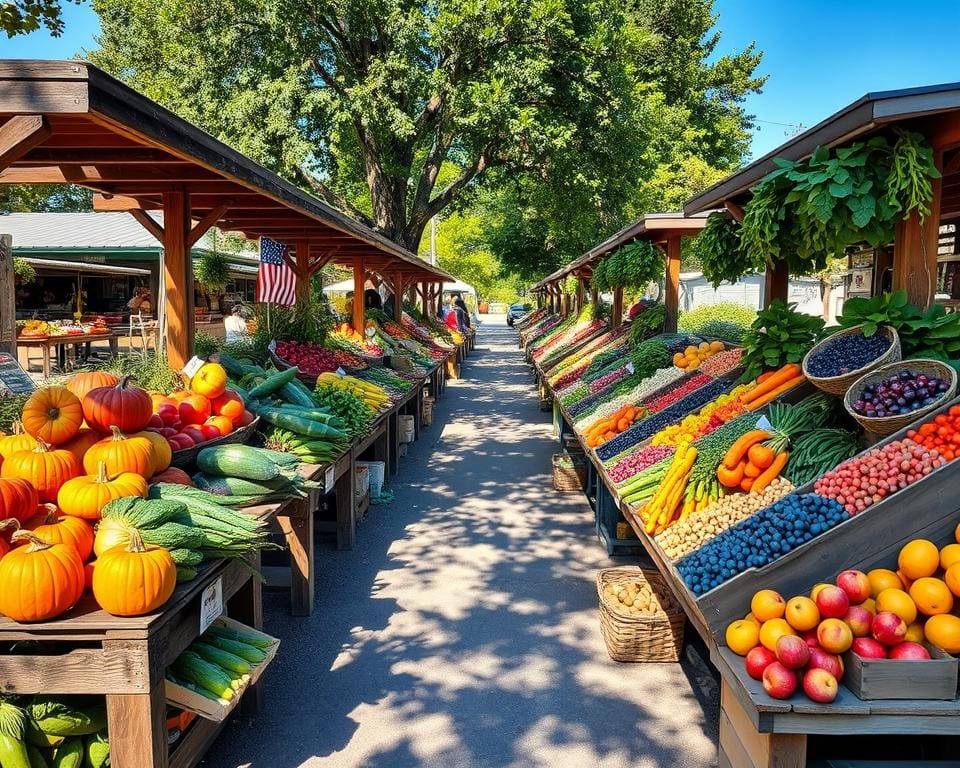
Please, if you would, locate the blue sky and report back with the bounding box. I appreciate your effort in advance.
[3,1,960,160]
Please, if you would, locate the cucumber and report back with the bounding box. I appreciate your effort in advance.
[215,353,255,377]
[248,368,299,399]
[50,737,83,768]
[255,408,348,440]
[172,652,235,700]
[197,445,284,481]
[166,674,229,706]
[191,642,252,675]
[241,447,300,467]
[279,381,316,408]
[204,624,274,649]
[205,635,267,663]
[192,473,300,498]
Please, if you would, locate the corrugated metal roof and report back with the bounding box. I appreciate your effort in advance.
[21,257,150,276]
[0,212,164,249]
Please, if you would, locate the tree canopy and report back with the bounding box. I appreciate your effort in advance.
[89,0,763,269]
[2,0,83,37]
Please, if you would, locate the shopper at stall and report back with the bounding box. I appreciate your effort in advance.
[453,293,471,329]
[127,286,153,315]
[224,305,250,343]
[442,297,460,331]
[364,287,383,310]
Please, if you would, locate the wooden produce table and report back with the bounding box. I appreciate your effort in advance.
[18,331,120,378]
[0,541,268,768]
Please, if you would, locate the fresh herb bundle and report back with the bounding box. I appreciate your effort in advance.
[740,300,825,381]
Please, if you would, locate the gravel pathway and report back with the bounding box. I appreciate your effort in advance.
[203,319,718,768]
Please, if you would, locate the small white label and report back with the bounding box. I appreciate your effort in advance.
[182,356,205,379]
[755,415,773,432]
[625,362,635,374]
[199,577,223,634]
[325,464,335,489]
[336,367,346,377]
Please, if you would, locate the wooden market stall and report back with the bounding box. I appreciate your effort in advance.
[530,213,707,332]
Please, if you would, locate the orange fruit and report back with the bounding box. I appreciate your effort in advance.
[910,577,955,616]
[941,543,960,571]
[875,588,918,624]
[867,569,904,598]
[955,520,960,545]
[924,614,960,654]
[743,612,761,625]
[905,621,925,643]
[784,596,820,631]
[751,589,786,622]
[898,539,940,581]
[759,618,796,652]
[897,570,915,592]
[725,619,760,656]
[945,563,960,598]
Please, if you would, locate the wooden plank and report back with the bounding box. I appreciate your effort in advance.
[0,646,149,694]
[722,680,807,768]
[0,115,52,171]
[336,449,357,550]
[186,201,231,247]
[720,709,757,768]
[0,82,89,113]
[353,256,365,332]
[764,260,789,307]
[129,209,164,242]
[93,193,156,211]
[168,715,227,768]
[106,678,167,768]
[162,190,193,370]
[276,496,314,616]
[612,287,623,328]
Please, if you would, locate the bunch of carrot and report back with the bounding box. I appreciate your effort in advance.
[741,363,806,411]
[716,429,789,493]
[642,442,698,534]
[586,404,645,448]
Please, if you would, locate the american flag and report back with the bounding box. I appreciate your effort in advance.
[256,237,297,306]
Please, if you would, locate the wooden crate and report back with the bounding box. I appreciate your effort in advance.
[165,617,279,721]
[842,645,958,701]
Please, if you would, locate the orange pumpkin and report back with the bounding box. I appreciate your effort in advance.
[0,518,20,559]
[57,461,148,521]
[1,440,81,503]
[0,422,37,459]
[204,416,233,437]
[61,429,101,466]
[92,529,176,616]
[211,390,245,423]
[24,503,94,562]
[0,478,39,522]
[21,386,83,446]
[66,371,119,402]
[149,467,193,486]
[190,362,228,399]
[136,431,172,475]
[82,375,153,435]
[0,529,85,621]
[83,427,156,478]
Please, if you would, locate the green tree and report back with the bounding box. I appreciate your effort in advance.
[0,184,92,212]
[2,0,83,37]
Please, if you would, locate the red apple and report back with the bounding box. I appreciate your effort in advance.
[889,642,931,660]
[168,434,193,450]
[872,611,907,646]
[745,646,777,680]
[851,637,887,659]
[802,668,838,703]
[157,403,180,427]
[147,413,164,429]
[181,425,206,444]
[800,629,820,648]
[808,647,844,680]
[816,585,851,619]
[775,634,811,670]
[844,605,873,637]
[836,570,872,604]
[762,661,798,700]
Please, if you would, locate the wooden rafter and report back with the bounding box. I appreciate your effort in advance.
[129,209,164,242]
[186,201,232,247]
[0,115,52,171]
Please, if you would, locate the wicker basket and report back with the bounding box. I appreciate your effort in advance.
[802,325,901,396]
[596,567,685,662]
[552,453,586,491]
[844,359,958,437]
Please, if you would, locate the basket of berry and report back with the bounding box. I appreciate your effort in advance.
[802,324,901,396]
[844,359,957,436]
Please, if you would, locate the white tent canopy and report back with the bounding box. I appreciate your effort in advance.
[322,277,477,297]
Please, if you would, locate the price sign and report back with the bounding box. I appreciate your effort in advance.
[325,464,335,490]
[755,415,773,432]
[182,356,205,379]
[0,353,36,394]
[199,577,224,634]
[625,362,635,374]
[336,367,346,377]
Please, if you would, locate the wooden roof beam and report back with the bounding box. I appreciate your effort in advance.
[14,148,187,164]
[0,115,52,171]
[0,165,223,184]
[129,209,164,242]
[186,201,232,247]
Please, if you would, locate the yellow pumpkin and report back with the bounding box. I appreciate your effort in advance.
[0,421,38,459]
[135,431,172,475]
[92,529,176,616]
[57,462,148,521]
[83,426,155,478]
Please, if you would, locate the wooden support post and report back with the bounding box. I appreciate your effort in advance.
[420,280,429,313]
[294,240,311,308]
[0,234,15,356]
[665,235,681,333]
[162,190,193,370]
[576,277,585,313]
[719,680,806,768]
[763,260,789,308]
[0,115,52,170]
[591,285,598,307]
[893,148,944,308]
[352,257,365,332]
[612,287,624,328]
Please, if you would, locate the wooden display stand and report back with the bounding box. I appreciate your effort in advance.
[0,549,265,768]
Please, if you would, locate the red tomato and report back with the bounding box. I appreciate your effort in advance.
[178,395,211,426]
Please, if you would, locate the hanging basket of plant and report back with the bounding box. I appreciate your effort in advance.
[604,240,664,292]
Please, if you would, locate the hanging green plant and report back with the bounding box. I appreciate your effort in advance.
[563,273,579,296]
[692,212,763,288]
[740,129,940,276]
[194,251,231,293]
[605,240,664,291]
[12,257,36,285]
[591,258,610,292]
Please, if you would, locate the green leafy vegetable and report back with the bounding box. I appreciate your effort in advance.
[740,300,824,381]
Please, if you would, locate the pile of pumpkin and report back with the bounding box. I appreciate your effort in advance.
[0,365,252,625]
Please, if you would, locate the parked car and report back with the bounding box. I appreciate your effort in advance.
[506,303,533,326]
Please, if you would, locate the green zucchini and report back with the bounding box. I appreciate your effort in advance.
[279,381,316,408]
[248,368,299,399]
[215,353,254,377]
[204,624,273,649]
[243,447,300,467]
[50,737,83,768]
[196,446,284,481]
[166,674,229,706]
[205,636,267,663]
[192,473,301,498]
[255,408,348,440]
[191,642,252,675]
[171,652,235,700]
